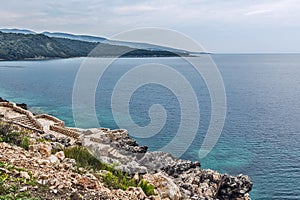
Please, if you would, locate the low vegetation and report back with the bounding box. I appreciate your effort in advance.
[0,122,156,197]
[0,161,41,200]
[138,179,155,196]
[0,122,32,149]
[64,145,155,195]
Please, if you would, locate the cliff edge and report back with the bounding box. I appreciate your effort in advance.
[0,98,252,200]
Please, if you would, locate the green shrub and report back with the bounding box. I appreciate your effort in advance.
[64,145,155,195]
[0,122,18,143]
[21,136,31,150]
[138,180,155,196]
[64,145,105,170]
[36,138,50,143]
[102,171,135,190]
[0,122,32,149]
[0,161,40,200]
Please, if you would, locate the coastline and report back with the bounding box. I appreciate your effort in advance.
[0,97,253,199]
[0,55,194,62]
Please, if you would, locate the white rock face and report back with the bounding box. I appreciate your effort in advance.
[48,155,59,164]
[143,172,182,200]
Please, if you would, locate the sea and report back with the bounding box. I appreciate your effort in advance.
[0,54,299,200]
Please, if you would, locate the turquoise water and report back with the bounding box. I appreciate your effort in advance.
[0,55,300,199]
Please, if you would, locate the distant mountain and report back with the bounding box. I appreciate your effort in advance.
[0,28,36,34]
[41,31,190,54]
[0,28,208,55]
[42,32,106,43]
[0,32,97,60]
[0,32,186,60]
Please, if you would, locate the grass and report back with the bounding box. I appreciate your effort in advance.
[64,145,155,195]
[20,136,31,150]
[63,145,114,171]
[0,122,32,149]
[0,122,156,197]
[0,161,41,200]
[102,171,136,190]
[138,180,155,196]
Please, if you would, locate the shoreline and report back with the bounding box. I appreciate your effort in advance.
[0,55,197,62]
[0,97,253,199]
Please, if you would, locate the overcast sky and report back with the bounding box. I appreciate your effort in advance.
[1,0,300,53]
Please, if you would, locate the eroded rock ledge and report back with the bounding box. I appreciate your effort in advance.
[80,128,253,200]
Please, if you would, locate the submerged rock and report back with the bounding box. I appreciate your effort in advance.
[0,97,9,102]
[16,103,27,110]
[218,174,253,200]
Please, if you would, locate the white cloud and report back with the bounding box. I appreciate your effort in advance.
[0,0,300,52]
[244,9,272,16]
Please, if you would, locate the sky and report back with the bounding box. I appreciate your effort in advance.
[1,0,300,53]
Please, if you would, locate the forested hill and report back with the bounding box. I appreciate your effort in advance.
[0,32,186,60]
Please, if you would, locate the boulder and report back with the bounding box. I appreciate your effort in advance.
[143,172,182,200]
[29,143,52,157]
[127,187,147,199]
[48,155,59,164]
[55,151,65,161]
[77,177,98,190]
[218,174,253,200]
[0,97,8,102]
[20,171,30,180]
[16,103,27,110]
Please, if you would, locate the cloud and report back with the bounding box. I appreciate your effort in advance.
[0,0,300,52]
[113,4,157,14]
[244,9,272,16]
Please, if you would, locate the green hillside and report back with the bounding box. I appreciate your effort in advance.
[0,32,184,60]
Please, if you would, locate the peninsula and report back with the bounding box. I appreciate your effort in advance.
[0,31,189,61]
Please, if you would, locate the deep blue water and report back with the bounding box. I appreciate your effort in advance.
[0,55,299,199]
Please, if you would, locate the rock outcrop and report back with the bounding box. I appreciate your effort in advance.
[0,142,155,199]
[0,98,253,199]
[81,128,253,200]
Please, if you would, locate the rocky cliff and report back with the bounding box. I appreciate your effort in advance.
[0,98,253,199]
[81,128,253,200]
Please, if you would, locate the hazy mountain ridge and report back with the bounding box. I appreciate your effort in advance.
[0,28,208,55]
[42,31,106,43]
[0,31,186,60]
[0,32,98,60]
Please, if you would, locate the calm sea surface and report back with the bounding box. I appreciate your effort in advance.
[0,55,299,199]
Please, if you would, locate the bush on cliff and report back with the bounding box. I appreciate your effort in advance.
[0,122,31,149]
[138,180,155,196]
[63,145,155,195]
[63,145,111,171]
[64,146,136,188]
[0,161,40,200]
[102,171,135,190]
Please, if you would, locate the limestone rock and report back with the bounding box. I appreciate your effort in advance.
[20,171,30,180]
[19,186,28,192]
[143,172,182,200]
[218,174,253,200]
[77,177,98,189]
[55,151,65,161]
[48,155,59,164]
[127,187,147,199]
[29,142,52,157]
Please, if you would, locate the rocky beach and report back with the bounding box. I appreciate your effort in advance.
[0,98,252,200]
